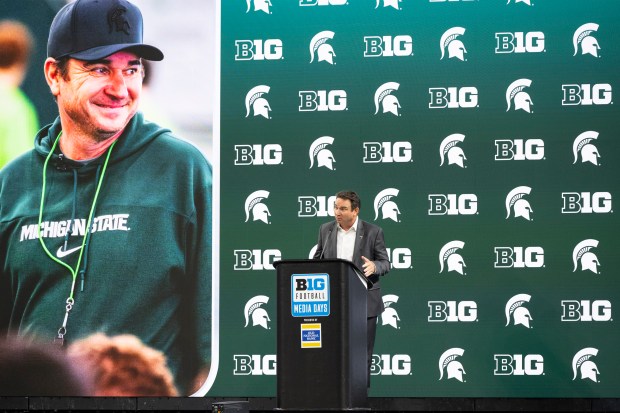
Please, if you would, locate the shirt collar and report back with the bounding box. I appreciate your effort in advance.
[338,217,358,233]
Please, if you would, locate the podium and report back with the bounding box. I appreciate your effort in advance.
[274,259,369,411]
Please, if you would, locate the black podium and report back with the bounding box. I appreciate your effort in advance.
[274,259,369,411]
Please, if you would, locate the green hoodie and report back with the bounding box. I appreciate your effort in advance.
[0,113,212,395]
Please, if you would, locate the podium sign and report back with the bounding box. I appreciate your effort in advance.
[275,259,368,411]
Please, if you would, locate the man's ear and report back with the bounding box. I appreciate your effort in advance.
[44,58,62,97]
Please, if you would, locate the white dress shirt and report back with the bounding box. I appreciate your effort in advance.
[336,217,358,262]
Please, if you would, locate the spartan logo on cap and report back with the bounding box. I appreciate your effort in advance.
[507,0,532,5]
[108,6,130,35]
[573,23,600,58]
[309,31,336,64]
[506,79,533,113]
[381,295,401,329]
[439,241,466,275]
[246,0,272,14]
[439,133,467,168]
[244,295,271,329]
[573,131,601,166]
[572,348,600,383]
[439,348,466,382]
[505,186,533,221]
[245,85,271,119]
[374,188,401,222]
[374,82,401,116]
[440,27,467,61]
[573,239,600,274]
[309,136,336,170]
[245,190,271,224]
[505,294,533,329]
[376,0,402,9]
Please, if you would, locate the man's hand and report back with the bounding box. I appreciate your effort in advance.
[361,256,375,277]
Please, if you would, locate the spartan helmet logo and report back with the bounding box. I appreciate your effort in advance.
[246,0,272,14]
[573,239,600,274]
[374,188,401,222]
[439,241,466,275]
[244,190,271,224]
[374,82,401,116]
[506,79,533,113]
[381,295,401,329]
[439,133,467,168]
[439,348,466,382]
[573,131,600,166]
[572,348,600,383]
[309,136,336,170]
[245,85,271,119]
[440,27,467,61]
[573,23,600,58]
[507,0,532,5]
[244,295,271,329]
[376,0,401,9]
[505,294,533,329]
[309,31,336,64]
[505,186,533,221]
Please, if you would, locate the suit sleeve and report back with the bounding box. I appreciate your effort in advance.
[369,227,390,283]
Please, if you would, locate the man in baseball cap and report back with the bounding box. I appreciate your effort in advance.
[0,0,212,396]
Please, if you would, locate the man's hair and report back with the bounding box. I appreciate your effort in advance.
[67,333,178,397]
[335,190,361,210]
[0,20,34,69]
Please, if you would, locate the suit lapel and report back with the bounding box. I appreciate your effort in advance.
[352,219,365,267]
[327,221,338,258]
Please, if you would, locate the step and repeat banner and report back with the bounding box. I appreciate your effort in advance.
[212,0,620,398]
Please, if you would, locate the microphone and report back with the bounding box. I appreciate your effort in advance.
[318,228,332,260]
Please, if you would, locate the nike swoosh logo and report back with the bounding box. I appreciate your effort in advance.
[56,245,82,258]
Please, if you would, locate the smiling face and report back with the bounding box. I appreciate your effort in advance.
[46,51,143,142]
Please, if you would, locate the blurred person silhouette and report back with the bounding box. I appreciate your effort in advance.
[0,0,212,395]
[0,20,39,169]
[68,333,178,396]
[0,335,92,395]
[139,59,175,128]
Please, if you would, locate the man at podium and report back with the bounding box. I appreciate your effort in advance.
[313,190,391,387]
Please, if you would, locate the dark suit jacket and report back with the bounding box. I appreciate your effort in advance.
[313,219,390,317]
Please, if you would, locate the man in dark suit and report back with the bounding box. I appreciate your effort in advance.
[313,190,390,388]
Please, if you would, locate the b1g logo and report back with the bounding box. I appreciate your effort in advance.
[505,294,533,329]
[233,354,276,375]
[297,195,337,217]
[235,39,282,61]
[495,32,545,54]
[494,247,544,268]
[299,90,347,112]
[428,301,477,322]
[364,35,413,57]
[234,144,282,165]
[572,348,600,383]
[573,23,601,58]
[429,87,478,108]
[246,0,272,14]
[561,192,612,214]
[495,139,544,161]
[371,354,411,375]
[292,274,329,317]
[573,131,601,166]
[386,248,412,269]
[440,27,467,61]
[561,300,612,322]
[439,134,467,168]
[428,194,477,216]
[562,84,612,106]
[234,249,281,270]
[494,354,544,376]
[309,31,336,64]
[439,348,466,382]
[363,141,412,163]
[300,0,348,5]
